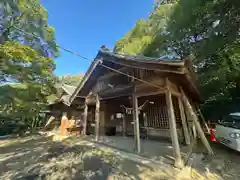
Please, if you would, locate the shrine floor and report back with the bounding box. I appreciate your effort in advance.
[86,135,190,166]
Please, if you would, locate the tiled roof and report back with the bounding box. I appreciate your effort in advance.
[98,47,182,63]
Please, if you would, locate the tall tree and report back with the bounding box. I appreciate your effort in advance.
[114,1,176,57]
[0,0,59,133]
[0,0,59,57]
[115,0,240,119]
[161,0,240,118]
[0,0,59,84]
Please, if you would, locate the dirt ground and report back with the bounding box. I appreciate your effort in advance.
[0,134,239,180]
[190,141,240,180]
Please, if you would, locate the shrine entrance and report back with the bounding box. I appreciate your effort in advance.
[103,94,185,143]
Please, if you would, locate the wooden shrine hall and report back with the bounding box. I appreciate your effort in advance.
[46,84,85,135]
[67,46,213,168]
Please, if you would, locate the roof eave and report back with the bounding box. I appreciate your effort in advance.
[68,59,102,105]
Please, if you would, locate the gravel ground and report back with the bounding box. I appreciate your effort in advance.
[0,134,239,180]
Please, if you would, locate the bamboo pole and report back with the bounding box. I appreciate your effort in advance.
[180,88,214,155]
[95,94,100,141]
[83,104,88,135]
[178,97,191,145]
[132,87,141,153]
[165,90,184,168]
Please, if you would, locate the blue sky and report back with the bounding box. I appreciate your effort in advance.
[41,0,154,76]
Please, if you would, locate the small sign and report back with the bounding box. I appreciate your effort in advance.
[116,113,123,118]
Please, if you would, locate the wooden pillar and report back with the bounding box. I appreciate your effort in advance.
[192,124,197,138]
[184,102,194,139]
[99,101,107,136]
[60,112,68,136]
[178,97,190,145]
[132,88,141,153]
[143,112,148,139]
[95,94,100,141]
[180,88,214,155]
[122,112,127,137]
[83,103,88,135]
[165,90,184,168]
[99,111,105,136]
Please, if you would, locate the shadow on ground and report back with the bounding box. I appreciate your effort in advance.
[1,135,240,180]
[0,135,176,180]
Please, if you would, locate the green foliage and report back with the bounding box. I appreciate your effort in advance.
[0,0,59,57]
[114,20,152,54]
[163,0,240,118]
[115,0,240,119]
[0,84,49,135]
[0,0,59,135]
[0,41,55,84]
[58,74,83,86]
[114,2,176,56]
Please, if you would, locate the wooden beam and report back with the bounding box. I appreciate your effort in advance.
[98,67,129,80]
[178,97,190,145]
[171,91,181,97]
[100,92,131,100]
[180,88,214,155]
[135,90,165,98]
[164,77,181,97]
[95,94,100,141]
[83,103,88,135]
[165,90,184,168]
[134,76,165,89]
[134,88,180,98]
[105,57,185,73]
[132,86,141,153]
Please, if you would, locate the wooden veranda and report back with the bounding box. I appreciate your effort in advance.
[67,46,213,168]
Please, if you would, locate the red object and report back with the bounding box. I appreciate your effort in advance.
[210,128,217,142]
